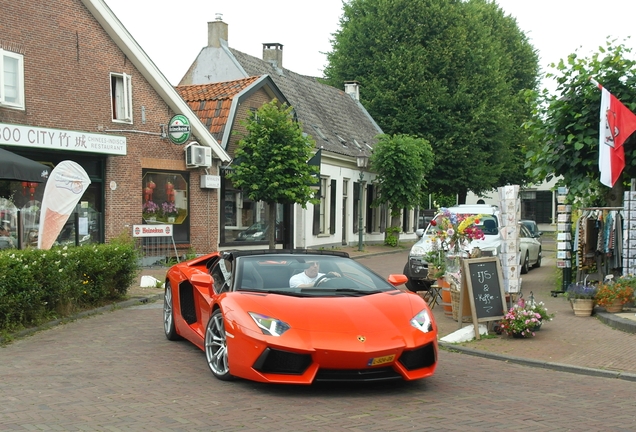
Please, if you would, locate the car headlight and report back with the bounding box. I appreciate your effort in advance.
[409,244,429,257]
[248,312,290,336]
[410,309,433,333]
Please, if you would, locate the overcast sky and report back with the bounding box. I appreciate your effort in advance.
[104,0,636,93]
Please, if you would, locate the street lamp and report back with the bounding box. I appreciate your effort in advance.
[356,155,369,251]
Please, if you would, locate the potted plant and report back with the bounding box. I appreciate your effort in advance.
[498,303,542,338]
[595,276,635,313]
[522,298,554,330]
[424,249,446,280]
[565,282,598,316]
[161,201,178,222]
[142,200,159,222]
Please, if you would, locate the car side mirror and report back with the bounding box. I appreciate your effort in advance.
[537,231,543,236]
[415,228,425,238]
[389,274,408,287]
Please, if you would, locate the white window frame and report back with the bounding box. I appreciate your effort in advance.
[0,49,25,110]
[319,177,329,235]
[110,72,133,123]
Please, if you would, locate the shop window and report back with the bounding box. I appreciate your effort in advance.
[220,173,283,244]
[110,72,132,122]
[142,171,189,243]
[0,49,24,110]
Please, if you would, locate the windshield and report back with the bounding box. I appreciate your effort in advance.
[234,255,396,297]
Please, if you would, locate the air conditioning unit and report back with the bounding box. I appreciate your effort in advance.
[185,144,212,168]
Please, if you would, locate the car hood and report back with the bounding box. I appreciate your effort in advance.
[228,290,423,333]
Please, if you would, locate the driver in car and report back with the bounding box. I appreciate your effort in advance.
[289,261,340,288]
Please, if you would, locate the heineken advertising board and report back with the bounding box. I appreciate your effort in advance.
[168,114,191,145]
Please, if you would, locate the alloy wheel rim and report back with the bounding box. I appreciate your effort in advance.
[205,313,229,376]
[163,288,172,334]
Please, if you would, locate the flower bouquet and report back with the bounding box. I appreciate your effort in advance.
[429,207,485,273]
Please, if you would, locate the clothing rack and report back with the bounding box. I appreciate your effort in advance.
[574,207,623,286]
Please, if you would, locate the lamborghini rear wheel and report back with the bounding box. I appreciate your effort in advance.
[163,282,181,341]
[205,309,233,380]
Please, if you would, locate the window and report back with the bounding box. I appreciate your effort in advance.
[329,179,337,234]
[110,73,132,122]
[142,171,189,243]
[318,177,329,234]
[219,171,284,244]
[0,49,25,109]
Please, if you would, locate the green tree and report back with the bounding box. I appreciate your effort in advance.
[323,0,539,202]
[229,100,319,249]
[525,39,636,207]
[370,134,434,243]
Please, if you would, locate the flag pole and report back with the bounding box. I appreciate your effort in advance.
[589,77,600,88]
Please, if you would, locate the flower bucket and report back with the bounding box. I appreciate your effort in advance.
[572,298,594,316]
[438,278,453,318]
[604,299,624,313]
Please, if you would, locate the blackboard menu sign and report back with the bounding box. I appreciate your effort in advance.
[462,257,507,328]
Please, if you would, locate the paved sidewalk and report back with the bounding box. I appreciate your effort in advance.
[86,240,636,381]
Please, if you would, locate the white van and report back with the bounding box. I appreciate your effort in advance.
[403,204,502,292]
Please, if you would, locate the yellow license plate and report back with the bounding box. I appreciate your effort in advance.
[367,354,396,367]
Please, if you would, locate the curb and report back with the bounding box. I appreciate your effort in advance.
[595,309,636,334]
[438,341,636,382]
[1,294,164,344]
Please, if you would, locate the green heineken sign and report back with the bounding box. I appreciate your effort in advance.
[168,114,191,145]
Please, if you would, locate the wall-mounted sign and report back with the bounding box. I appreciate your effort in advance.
[168,114,191,145]
[132,224,173,238]
[0,122,126,155]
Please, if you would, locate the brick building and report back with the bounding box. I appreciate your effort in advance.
[0,0,229,255]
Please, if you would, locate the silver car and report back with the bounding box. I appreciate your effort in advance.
[519,223,542,273]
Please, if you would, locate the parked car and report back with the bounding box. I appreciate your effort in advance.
[519,223,542,273]
[163,249,438,384]
[520,219,543,244]
[236,221,283,241]
[404,204,503,292]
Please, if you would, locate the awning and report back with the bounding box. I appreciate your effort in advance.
[0,148,50,182]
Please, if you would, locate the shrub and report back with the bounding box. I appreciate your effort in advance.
[0,239,139,333]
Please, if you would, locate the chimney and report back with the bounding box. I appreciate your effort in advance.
[262,43,283,69]
[344,81,360,101]
[208,13,228,48]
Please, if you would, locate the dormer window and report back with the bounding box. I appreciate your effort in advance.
[110,72,132,123]
[334,132,347,147]
[311,125,329,141]
[0,49,24,110]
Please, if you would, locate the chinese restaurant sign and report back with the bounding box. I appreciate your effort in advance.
[0,122,126,155]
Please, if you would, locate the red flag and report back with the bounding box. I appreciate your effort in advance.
[595,81,636,187]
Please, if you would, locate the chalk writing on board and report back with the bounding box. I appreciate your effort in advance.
[465,258,505,320]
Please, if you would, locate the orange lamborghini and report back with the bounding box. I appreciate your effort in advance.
[163,250,438,384]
